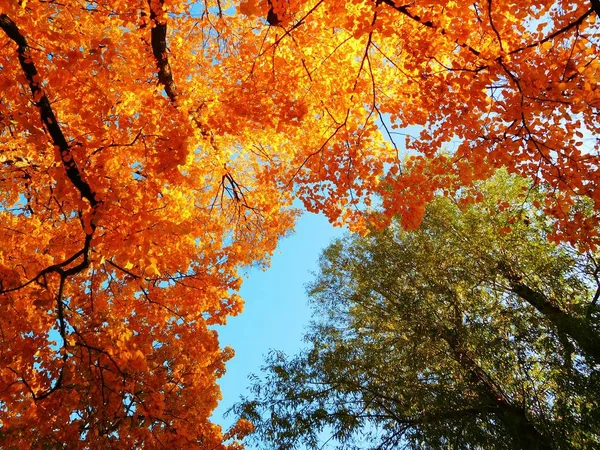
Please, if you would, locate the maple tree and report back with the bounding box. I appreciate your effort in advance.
[238,0,600,247]
[0,1,296,447]
[234,173,600,449]
[0,0,599,447]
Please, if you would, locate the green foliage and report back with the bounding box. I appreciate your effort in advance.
[232,172,600,449]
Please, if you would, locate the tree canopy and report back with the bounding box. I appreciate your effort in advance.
[0,0,599,447]
[234,173,600,449]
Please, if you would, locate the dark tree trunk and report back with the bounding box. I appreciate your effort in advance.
[510,282,600,366]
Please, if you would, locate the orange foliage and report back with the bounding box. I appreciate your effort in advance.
[0,0,599,447]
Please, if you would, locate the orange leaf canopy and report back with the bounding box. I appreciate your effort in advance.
[0,0,598,447]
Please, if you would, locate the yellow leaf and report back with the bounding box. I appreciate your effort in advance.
[144,264,160,277]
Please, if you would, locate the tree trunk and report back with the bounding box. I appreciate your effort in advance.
[444,329,553,450]
[510,282,600,366]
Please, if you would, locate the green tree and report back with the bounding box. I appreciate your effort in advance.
[233,173,600,449]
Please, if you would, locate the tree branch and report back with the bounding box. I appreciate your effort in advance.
[378,0,482,58]
[147,0,178,102]
[590,0,600,17]
[0,14,99,208]
[498,260,600,365]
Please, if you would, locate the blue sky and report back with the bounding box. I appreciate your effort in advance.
[211,211,345,437]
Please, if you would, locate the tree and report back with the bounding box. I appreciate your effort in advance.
[234,0,600,246]
[0,0,599,447]
[0,2,295,447]
[233,173,600,449]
